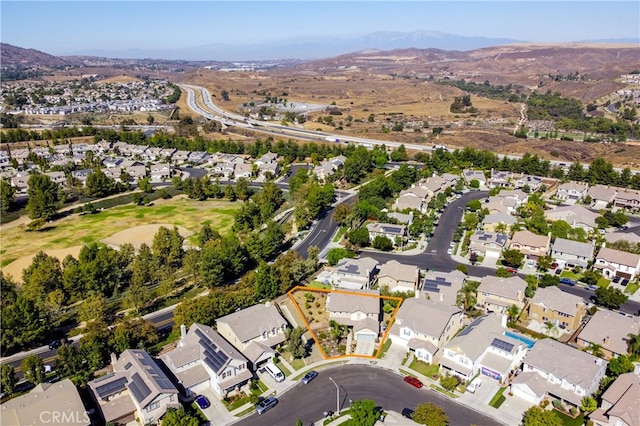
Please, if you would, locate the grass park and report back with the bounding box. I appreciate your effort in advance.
[0,195,241,281]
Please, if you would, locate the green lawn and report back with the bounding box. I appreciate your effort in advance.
[488,387,507,408]
[276,361,292,377]
[429,384,458,398]
[376,338,392,358]
[333,226,349,242]
[597,278,610,288]
[408,359,440,377]
[625,281,640,295]
[560,270,582,280]
[554,409,584,426]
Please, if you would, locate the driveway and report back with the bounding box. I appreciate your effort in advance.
[193,387,236,426]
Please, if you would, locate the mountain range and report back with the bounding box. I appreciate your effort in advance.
[61,30,634,61]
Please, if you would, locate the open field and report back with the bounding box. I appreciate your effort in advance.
[0,195,240,281]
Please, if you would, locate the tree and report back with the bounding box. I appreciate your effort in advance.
[138,177,153,193]
[506,304,520,324]
[327,248,355,266]
[162,407,199,426]
[54,343,89,385]
[78,291,107,324]
[21,354,45,385]
[469,179,480,189]
[585,343,604,358]
[456,284,477,314]
[544,321,559,337]
[333,203,353,226]
[372,235,393,251]
[522,406,563,426]
[495,267,511,278]
[627,332,640,356]
[466,199,482,212]
[124,281,153,314]
[348,227,370,247]
[607,354,634,377]
[198,223,220,246]
[501,249,524,268]
[26,174,59,220]
[595,286,628,309]
[537,255,553,271]
[440,374,459,391]
[285,326,306,359]
[1,294,47,353]
[152,226,184,268]
[1,364,16,395]
[412,402,449,426]
[0,179,16,212]
[85,169,116,197]
[22,251,63,311]
[349,399,379,426]
[580,396,597,413]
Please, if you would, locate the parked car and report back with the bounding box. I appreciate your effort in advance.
[302,370,318,384]
[551,262,559,269]
[621,279,630,287]
[447,248,453,255]
[195,395,210,409]
[256,396,278,415]
[559,278,576,286]
[467,377,482,393]
[507,267,518,273]
[402,408,415,419]
[555,268,563,275]
[404,376,423,388]
[613,276,621,283]
[585,284,598,291]
[48,340,63,350]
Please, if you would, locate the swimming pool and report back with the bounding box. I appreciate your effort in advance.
[504,330,536,348]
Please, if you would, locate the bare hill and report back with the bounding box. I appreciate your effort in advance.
[1,43,75,67]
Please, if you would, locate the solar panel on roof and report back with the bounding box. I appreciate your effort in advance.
[95,377,128,398]
[458,316,485,337]
[424,279,452,288]
[123,362,132,370]
[128,373,152,402]
[491,338,515,353]
[155,377,175,390]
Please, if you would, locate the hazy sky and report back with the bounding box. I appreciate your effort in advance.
[2,1,639,54]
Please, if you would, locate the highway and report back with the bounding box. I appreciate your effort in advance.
[238,365,501,426]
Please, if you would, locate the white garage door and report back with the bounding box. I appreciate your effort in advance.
[356,333,376,342]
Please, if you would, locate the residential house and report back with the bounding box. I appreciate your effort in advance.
[440,314,528,383]
[376,260,420,293]
[326,289,381,343]
[331,257,379,290]
[71,169,92,187]
[393,186,430,213]
[162,323,252,399]
[463,169,486,186]
[389,298,464,363]
[468,231,509,261]
[482,212,517,232]
[160,148,176,162]
[366,222,406,244]
[551,238,595,269]
[509,230,551,261]
[233,163,253,180]
[544,205,600,232]
[488,169,514,188]
[216,303,289,368]
[103,157,124,168]
[556,182,588,203]
[43,171,66,187]
[577,310,640,359]
[88,349,179,425]
[150,163,172,181]
[590,371,640,426]
[513,174,544,192]
[1,379,90,426]
[188,151,210,164]
[614,189,640,210]
[141,147,163,162]
[605,230,640,245]
[527,286,586,333]
[476,275,527,314]
[9,172,31,194]
[422,270,467,306]
[254,152,280,177]
[594,247,640,280]
[387,211,414,225]
[510,339,607,407]
[587,185,617,210]
[313,155,346,181]
[495,189,529,206]
[172,150,191,164]
[484,197,517,215]
[125,165,147,180]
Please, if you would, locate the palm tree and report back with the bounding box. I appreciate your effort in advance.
[456,288,477,314]
[627,332,640,356]
[506,304,521,324]
[544,321,559,338]
[586,343,605,358]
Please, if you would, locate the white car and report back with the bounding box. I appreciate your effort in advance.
[447,248,453,255]
[467,377,482,393]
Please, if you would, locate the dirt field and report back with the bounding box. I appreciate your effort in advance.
[2,246,83,283]
[102,223,193,250]
[0,195,240,276]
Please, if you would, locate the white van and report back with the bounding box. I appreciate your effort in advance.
[264,362,285,382]
[467,377,482,393]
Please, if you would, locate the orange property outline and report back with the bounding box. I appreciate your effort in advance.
[287,285,404,360]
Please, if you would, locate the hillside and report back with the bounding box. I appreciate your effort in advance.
[0,43,75,67]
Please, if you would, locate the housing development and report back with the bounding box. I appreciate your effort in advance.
[1,25,640,426]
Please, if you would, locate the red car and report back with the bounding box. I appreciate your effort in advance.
[404,376,423,388]
[507,267,518,273]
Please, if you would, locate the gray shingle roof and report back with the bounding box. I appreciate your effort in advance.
[529,286,584,317]
[551,238,594,259]
[578,310,640,356]
[478,275,527,300]
[216,303,288,343]
[394,298,462,340]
